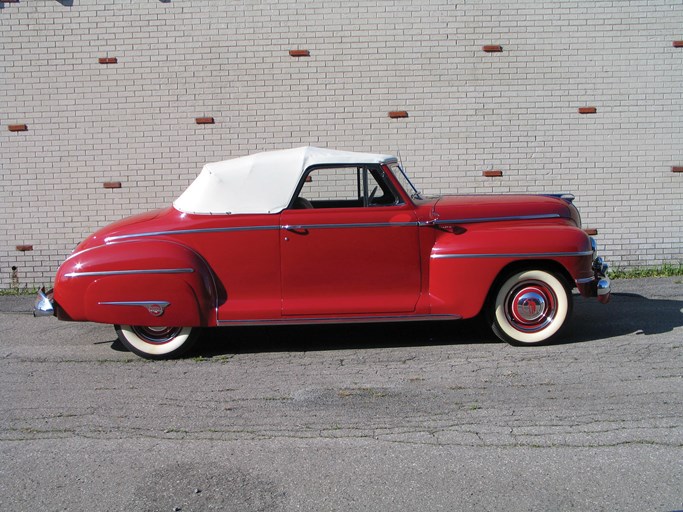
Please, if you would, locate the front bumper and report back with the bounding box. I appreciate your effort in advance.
[576,238,611,304]
[33,288,55,317]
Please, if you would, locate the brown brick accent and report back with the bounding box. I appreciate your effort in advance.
[388,111,409,119]
[578,107,597,114]
[195,117,215,124]
[98,57,118,64]
[584,228,598,236]
[672,166,683,173]
[103,182,122,189]
[482,170,503,177]
[673,41,683,48]
[8,124,28,132]
[482,45,503,52]
[16,245,33,251]
[289,50,310,57]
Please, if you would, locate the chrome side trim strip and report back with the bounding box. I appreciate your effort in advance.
[105,222,415,242]
[431,250,593,259]
[426,213,561,225]
[99,301,171,316]
[99,301,170,307]
[282,222,418,230]
[105,225,280,242]
[65,268,194,278]
[105,214,559,242]
[217,314,461,326]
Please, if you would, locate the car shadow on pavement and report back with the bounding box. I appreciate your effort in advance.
[178,291,683,357]
[563,291,683,344]
[105,317,493,356]
[195,317,494,357]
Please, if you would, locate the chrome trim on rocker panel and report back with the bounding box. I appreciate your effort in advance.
[65,268,194,278]
[432,250,593,260]
[105,225,280,243]
[217,314,462,326]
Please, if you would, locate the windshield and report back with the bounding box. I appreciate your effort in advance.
[389,163,422,200]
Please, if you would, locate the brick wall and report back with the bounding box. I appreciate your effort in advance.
[1,0,682,288]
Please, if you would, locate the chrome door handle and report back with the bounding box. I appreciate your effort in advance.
[283,225,309,235]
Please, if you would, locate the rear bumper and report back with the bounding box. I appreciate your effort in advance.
[576,238,611,304]
[33,288,55,317]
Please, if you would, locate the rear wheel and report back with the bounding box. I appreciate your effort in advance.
[489,269,572,345]
[115,324,199,359]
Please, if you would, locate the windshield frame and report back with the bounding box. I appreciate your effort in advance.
[388,163,423,201]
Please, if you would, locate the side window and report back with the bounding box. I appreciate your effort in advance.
[292,166,401,209]
[302,167,360,202]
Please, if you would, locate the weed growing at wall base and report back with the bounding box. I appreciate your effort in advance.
[0,287,38,296]
[609,264,683,279]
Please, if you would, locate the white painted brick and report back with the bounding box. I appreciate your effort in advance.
[1,0,682,287]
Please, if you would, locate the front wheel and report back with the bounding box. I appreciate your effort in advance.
[115,325,199,359]
[489,269,572,346]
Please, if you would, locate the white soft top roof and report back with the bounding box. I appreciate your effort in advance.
[173,146,397,215]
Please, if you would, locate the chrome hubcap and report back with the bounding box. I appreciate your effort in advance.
[514,291,546,322]
[132,326,183,344]
[506,281,556,333]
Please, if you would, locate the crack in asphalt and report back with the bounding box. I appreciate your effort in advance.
[3,426,682,450]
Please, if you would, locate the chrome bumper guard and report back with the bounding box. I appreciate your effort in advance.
[33,287,55,317]
[576,238,611,304]
[593,257,611,304]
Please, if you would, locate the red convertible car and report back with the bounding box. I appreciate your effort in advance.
[35,146,610,358]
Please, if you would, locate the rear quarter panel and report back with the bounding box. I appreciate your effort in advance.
[54,240,217,326]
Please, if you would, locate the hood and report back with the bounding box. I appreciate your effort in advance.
[432,194,575,225]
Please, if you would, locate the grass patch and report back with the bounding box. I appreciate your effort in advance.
[609,263,683,280]
[0,287,38,296]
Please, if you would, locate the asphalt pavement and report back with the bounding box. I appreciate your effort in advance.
[1,277,682,511]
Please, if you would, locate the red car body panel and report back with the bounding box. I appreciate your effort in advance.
[280,205,421,316]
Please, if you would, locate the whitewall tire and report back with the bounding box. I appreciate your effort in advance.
[115,325,199,359]
[490,269,572,346]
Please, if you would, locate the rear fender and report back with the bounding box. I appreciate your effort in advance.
[429,224,592,318]
[54,240,217,326]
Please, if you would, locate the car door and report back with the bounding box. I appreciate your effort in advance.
[279,165,422,316]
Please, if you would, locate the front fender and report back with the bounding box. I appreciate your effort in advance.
[429,224,593,318]
[53,240,217,326]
